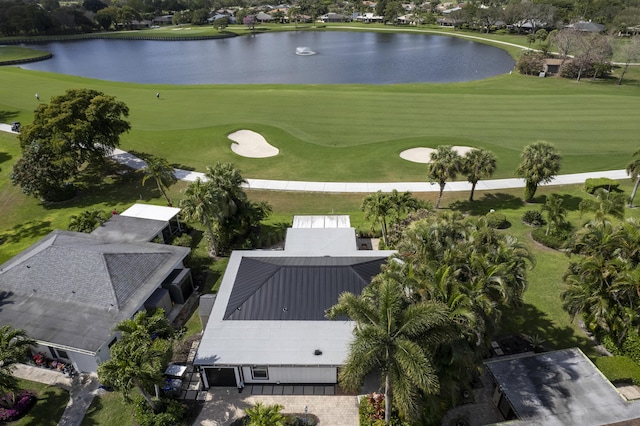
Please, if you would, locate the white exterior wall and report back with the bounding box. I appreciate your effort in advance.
[241,366,337,384]
[69,352,99,373]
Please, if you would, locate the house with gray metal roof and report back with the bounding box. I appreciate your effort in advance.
[0,205,192,374]
[195,215,394,388]
[485,348,640,425]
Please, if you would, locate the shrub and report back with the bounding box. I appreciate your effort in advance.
[358,394,410,426]
[0,391,37,422]
[531,227,570,250]
[595,356,640,386]
[584,178,620,194]
[485,211,508,229]
[133,396,187,426]
[171,233,193,248]
[521,210,546,227]
[516,51,544,75]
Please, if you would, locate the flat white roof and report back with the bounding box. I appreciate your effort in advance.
[120,203,181,222]
[292,215,351,228]
[284,228,357,254]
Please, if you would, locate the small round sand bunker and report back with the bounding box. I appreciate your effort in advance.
[400,146,476,164]
[229,130,279,158]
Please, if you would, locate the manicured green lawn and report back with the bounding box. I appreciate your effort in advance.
[81,391,135,426]
[7,379,69,426]
[0,46,51,63]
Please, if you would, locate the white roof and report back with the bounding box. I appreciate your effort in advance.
[284,228,357,254]
[292,215,350,228]
[120,203,180,222]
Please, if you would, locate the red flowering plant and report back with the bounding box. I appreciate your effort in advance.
[32,353,46,366]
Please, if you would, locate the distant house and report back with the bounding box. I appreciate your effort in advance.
[542,58,568,76]
[437,17,464,27]
[195,215,394,388]
[153,15,174,25]
[355,13,384,23]
[485,348,640,424]
[255,12,273,23]
[0,204,193,374]
[319,13,350,23]
[566,21,605,33]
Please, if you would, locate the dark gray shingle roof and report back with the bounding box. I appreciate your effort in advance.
[224,256,387,321]
[0,230,189,352]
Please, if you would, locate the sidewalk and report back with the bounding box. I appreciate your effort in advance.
[13,363,100,426]
[111,148,629,193]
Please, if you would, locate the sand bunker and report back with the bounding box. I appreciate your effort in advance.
[228,130,279,158]
[400,146,476,164]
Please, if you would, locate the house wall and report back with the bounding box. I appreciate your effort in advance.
[31,343,99,373]
[241,366,337,384]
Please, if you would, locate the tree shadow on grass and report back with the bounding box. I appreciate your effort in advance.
[0,220,52,245]
[22,386,70,426]
[450,193,525,215]
[0,151,12,165]
[78,393,103,426]
[0,110,20,123]
[499,302,595,356]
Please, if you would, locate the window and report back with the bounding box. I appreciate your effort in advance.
[251,366,269,380]
[108,338,118,349]
[56,349,69,359]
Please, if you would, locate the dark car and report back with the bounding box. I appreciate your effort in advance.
[10,122,21,133]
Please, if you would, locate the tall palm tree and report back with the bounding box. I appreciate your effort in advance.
[179,178,227,256]
[205,162,248,215]
[327,275,453,425]
[515,141,561,202]
[541,193,567,236]
[141,156,176,206]
[462,148,497,202]
[426,146,462,209]
[626,149,640,207]
[362,191,394,246]
[0,326,35,394]
[97,310,173,412]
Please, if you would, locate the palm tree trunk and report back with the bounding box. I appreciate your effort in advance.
[436,183,445,209]
[381,217,388,246]
[203,215,218,256]
[156,179,170,205]
[469,181,477,202]
[385,373,391,426]
[629,177,640,207]
[136,382,158,412]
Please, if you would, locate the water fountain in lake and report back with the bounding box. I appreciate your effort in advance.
[295,47,316,56]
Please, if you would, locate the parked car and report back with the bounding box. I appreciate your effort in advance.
[11,122,21,132]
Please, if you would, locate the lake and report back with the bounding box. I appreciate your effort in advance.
[20,31,515,84]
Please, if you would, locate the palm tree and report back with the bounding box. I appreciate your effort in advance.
[141,156,176,206]
[179,178,226,256]
[244,402,286,426]
[426,146,462,209]
[541,193,567,236]
[515,141,561,202]
[327,275,453,425]
[362,191,394,246]
[0,326,35,394]
[97,310,173,412]
[204,162,248,215]
[462,148,497,202]
[626,149,640,207]
[579,188,625,221]
[68,208,108,233]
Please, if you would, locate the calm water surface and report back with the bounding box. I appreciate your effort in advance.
[20,31,515,84]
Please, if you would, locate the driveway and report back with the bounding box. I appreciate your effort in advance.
[193,388,359,426]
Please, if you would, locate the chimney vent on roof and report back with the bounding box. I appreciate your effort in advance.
[314,349,322,356]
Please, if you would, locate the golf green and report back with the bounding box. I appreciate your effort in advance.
[0,50,638,183]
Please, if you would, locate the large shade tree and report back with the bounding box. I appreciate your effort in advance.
[97,310,173,412]
[12,88,130,200]
[515,141,561,202]
[426,146,462,209]
[327,274,453,425]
